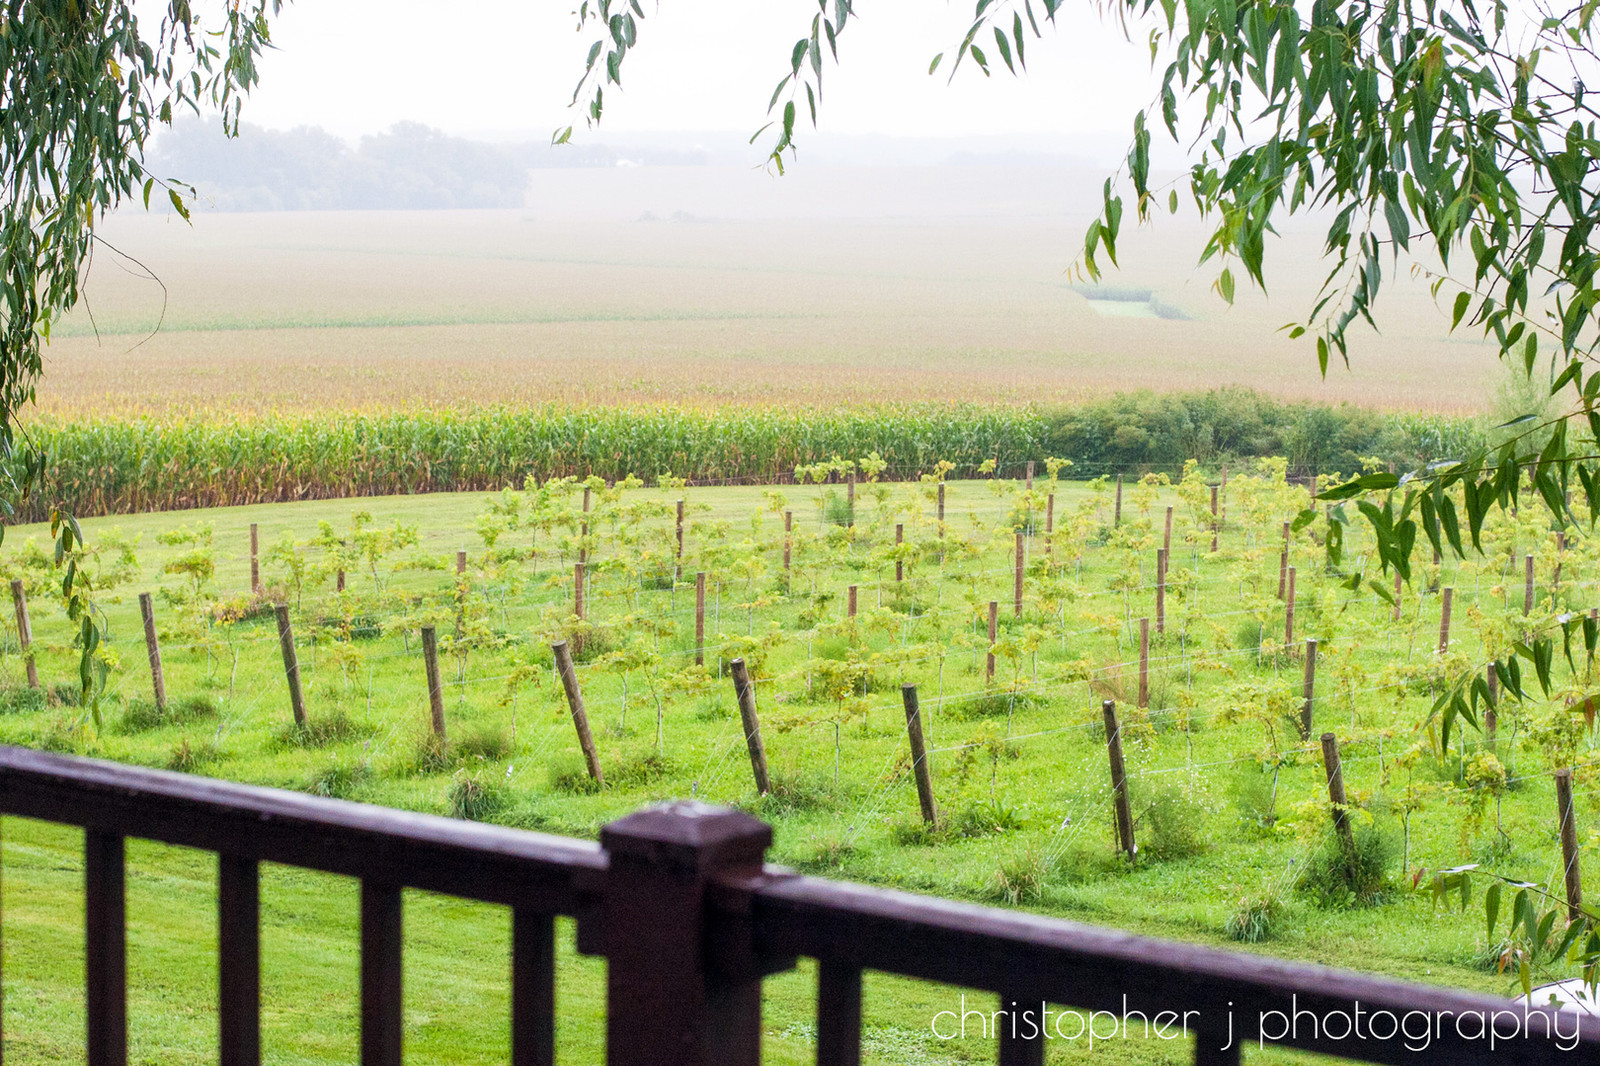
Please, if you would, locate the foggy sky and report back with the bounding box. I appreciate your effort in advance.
[235,1,1167,149]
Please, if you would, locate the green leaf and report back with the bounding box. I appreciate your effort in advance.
[1319,472,1398,500]
[1486,880,1502,938]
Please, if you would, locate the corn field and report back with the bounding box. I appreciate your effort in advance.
[7,394,1482,522]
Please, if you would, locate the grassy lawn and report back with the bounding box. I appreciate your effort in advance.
[0,473,1584,1063]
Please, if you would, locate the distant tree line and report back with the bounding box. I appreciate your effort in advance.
[144,119,527,211]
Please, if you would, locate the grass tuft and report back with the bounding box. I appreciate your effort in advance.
[1225,891,1285,942]
[0,686,46,714]
[304,757,370,799]
[448,771,507,821]
[123,695,218,734]
[280,710,363,749]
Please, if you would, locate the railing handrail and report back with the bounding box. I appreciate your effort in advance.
[0,746,602,912]
[738,870,1600,1063]
[2,743,1597,1066]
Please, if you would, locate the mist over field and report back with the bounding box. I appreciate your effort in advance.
[47,122,1501,417]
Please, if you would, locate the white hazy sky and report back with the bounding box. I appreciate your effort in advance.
[233,1,1167,143]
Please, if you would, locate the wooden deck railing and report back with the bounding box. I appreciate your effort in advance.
[0,744,1593,1066]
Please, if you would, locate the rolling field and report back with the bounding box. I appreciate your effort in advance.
[40,166,1502,418]
[0,469,1590,1062]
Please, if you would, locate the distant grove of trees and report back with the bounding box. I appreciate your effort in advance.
[144,119,708,212]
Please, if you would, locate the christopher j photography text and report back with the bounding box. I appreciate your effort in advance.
[930,995,1583,1053]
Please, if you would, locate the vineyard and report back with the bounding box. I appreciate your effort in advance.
[0,460,1593,1063]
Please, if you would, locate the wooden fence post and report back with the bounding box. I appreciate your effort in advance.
[552,640,604,787]
[729,658,771,796]
[138,592,166,714]
[847,584,858,619]
[1138,618,1150,709]
[846,473,856,527]
[1438,587,1453,655]
[1103,700,1137,860]
[937,482,945,527]
[249,523,260,594]
[1285,566,1296,646]
[895,524,905,583]
[574,562,587,622]
[1300,638,1317,739]
[455,549,466,575]
[676,499,685,573]
[336,569,345,593]
[421,625,447,740]
[581,486,592,566]
[783,511,793,572]
[1210,485,1219,551]
[986,600,998,683]
[10,579,36,690]
[1163,505,1173,556]
[1155,549,1167,636]
[1013,531,1024,617]
[1114,474,1123,526]
[1557,768,1584,920]
[1525,554,1536,614]
[274,605,307,729]
[1025,460,1035,491]
[902,684,938,826]
[1278,521,1290,599]
[695,572,707,667]
[1321,732,1356,858]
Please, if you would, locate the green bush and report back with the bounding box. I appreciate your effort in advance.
[1297,824,1399,907]
[1137,783,1210,861]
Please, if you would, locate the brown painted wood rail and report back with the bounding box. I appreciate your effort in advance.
[0,745,1595,1066]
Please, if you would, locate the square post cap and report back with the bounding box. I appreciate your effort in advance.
[600,801,772,874]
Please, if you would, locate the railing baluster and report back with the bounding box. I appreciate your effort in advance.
[219,855,260,1066]
[0,817,4,1066]
[1194,1025,1242,1066]
[996,992,1043,1066]
[85,831,127,1066]
[360,881,403,1066]
[815,961,861,1066]
[511,909,555,1066]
